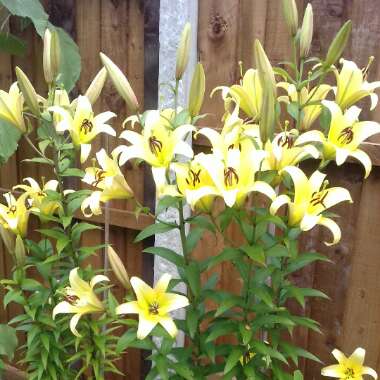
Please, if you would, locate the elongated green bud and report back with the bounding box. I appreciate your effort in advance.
[85,67,107,105]
[254,39,276,95]
[300,4,314,58]
[0,225,15,254]
[282,0,299,36]
[107,246,131,290]
[188,63,205,117]
[175,23,191,80]
[100,52,139,112]
[324,20,352,68]
[15,235,26,267]
[260,80,276,143]
[15,66,40,116]
[43,28,61,84]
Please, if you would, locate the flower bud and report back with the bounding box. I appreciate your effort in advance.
[324,20,352,68]
[282,0,299,36]
[15,235,26,267]
[107,246,131,290]
[43,28,61,84]
[15,66,40,117]
[175,23,191,80]
[0,225,15,254]
[100,52,139,112]
[188,63,205,117]
[85,67,107,105]
[260,80,276,143]
[254,39,276,96]
[300,4,314,58]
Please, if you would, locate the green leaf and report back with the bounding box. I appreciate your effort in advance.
[185,262,201,297]
[188,215,216,233]
[21,278,42,291]
[294,370,304,380]
[186,307,199,339]
[206,321,237,343]
[184,227,203,253]
[155,355,169,380]
[224,347,243,374]
[0,0,48,36]
[286,252,331,274]
[60,168,85,177]
[0,32,26,56]
[71,222,101,243]
[266,244,289,258]
[170,362,194,380]
[0,324,18,359]
[206,248,243,270]
[134,222,176,242]
[156,195,179,215]
[242,245,266,266]
[250,341,288,364]
[0,119,21,164]
[4,289,24,307]
[143,246,185,268]
[54,26,81,92]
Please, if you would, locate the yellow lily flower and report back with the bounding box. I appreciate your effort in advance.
[114,110,195,194]
[270,166,352,245]
[81,149,133,217]
[334,58,380,110]
[173,158,217,212]
[322,347,377,380]
[278,81,331,130]
[196,103,261,161]
[0,192,31,237]
[53,268,109,337]
[0,82,26,133]
[194,149,276,208]
[297,100,380,177]
[212,69,263,120]
[49,95,116,163]
[14,177,61,217]
[116,274,189,340]
[262,128,320,172]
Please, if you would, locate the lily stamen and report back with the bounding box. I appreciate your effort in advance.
[149,136,163,155]
[362,56,375,80]
[185,169,201,187]
[310,190,328,207]
[80,118,94,134]
[338,127,354,144]
[343,367,355,379]
[148,302,160,315]
[91,169,106,187]
[224,167,239,187]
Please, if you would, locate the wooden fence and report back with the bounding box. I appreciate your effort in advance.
[1,1,380,379]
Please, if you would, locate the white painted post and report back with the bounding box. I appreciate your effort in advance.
[155,0,198,347]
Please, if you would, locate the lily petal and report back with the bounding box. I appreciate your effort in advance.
[159,316,178,338]
[318,217,341,246]
[321,364,342,377]
[90,274,110,288]
[270,194,291,215]
[116,301,140,315]
[137,315,157,340]
[70,313,82,337]
[349,149,372,178]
